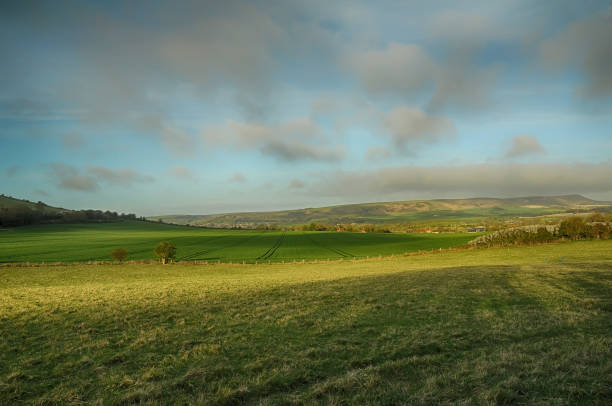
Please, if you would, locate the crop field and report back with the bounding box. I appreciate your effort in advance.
[0,221,476,263]
[1,240,611,404]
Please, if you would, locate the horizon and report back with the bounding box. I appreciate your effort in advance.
[2,1,612,217]
[3,192,606,218]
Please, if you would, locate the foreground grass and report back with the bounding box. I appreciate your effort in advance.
[1,240,611,405]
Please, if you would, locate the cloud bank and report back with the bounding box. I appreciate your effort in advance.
[312,162,612,200]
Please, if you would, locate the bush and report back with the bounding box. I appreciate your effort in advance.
[558,217,586,239]
[110,248,129,262]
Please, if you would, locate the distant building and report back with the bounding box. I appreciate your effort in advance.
[468,227,486,233]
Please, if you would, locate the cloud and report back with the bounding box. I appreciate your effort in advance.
[88,167,154,186]
[49,164,153,192]
[348,10,507,113]
[289,179,305,189]
[0,0,347,135]
[203,118,344,162]
[62,133,85,149]
[50,164,99,192]
[259,140,344,162]
[228,172,246,183]
[365,146,392,161]
[160,126,198,157]
[169,166,197,181]
[505,135,546,158]
[540,8,612,98]
[311,162,612,200]
[383,106,456,150]
[6,165,20,177]
[349,42,435,96]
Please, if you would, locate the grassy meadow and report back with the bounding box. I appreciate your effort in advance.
[0,221,476,264]
[1,240,611,404]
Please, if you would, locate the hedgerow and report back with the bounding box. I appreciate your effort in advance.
[469,217,611,247]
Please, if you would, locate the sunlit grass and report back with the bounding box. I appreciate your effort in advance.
[1,240,611,404]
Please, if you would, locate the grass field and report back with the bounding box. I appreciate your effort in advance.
[0,221,476,263]
[1,240,611,404]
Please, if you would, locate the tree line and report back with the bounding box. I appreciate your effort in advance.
[469,215,611,248]
[0,205,144,227]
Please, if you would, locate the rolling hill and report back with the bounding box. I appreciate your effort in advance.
[0,194,69,214]
[150,194,611,228]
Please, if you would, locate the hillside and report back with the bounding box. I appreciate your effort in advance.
[150,194,610,228]
[0,194,138,227]
[0,194,68,214]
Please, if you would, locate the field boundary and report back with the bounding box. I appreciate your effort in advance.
[1,244,488,267]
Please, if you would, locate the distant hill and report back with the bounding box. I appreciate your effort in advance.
[150,195,611,228]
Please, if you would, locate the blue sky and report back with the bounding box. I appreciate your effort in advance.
[1,0,611,216]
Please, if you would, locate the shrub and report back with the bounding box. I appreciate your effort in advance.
[558,217,586,240]
[110,248,128,262]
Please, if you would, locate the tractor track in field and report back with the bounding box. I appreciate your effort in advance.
[180,233,263,260]
[256,232,286,261]
[179,235,228,260]
[304,234,355,258]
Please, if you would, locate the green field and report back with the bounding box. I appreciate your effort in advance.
[0,221,476,263]
[1,240,611,404]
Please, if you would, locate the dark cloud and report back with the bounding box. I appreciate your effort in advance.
[0,0,346,139]
[312,162,612,200]
[50,164,99,192]
[383,106,456,150]
[49,164,154,192]
[540,8,612,98]
[259,140,344,162]
[203,118,345,162]
[505,135,546,158]
[348,42,435,96]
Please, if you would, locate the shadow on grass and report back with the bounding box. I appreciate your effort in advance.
[1,263,611,405]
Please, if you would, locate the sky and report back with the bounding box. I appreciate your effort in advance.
[1,0,612,216]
